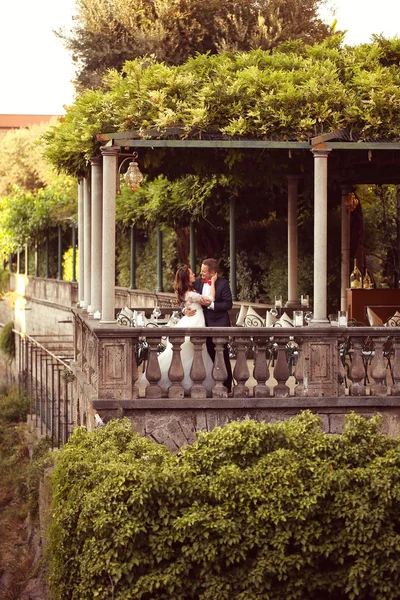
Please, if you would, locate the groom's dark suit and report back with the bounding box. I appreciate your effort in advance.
[193,277,233,391]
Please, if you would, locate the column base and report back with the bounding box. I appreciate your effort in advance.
[285,300,301,308]
[309,319,330,327]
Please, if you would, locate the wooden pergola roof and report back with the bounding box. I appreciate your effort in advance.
[96,127,400,185]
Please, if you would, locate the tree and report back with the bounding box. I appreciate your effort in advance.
[0,122,59,196]
[58,0,332,90]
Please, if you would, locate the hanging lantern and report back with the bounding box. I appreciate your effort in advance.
[345,191,359,212]
[123,153,143,192]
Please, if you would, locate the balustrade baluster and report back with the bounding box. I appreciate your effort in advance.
[145,337,162,398]
[391,340,400,395]
[349,338,366,396]
[212,336,229,398]
[253,337,270,397]
[168,335,185,399]
[371,338,388,396]
[273,338,290,397]
[131,338,140,399]
[338,337,347,397]
[294,338,305,397]
[233,337,250,397]
[190,336,207,399]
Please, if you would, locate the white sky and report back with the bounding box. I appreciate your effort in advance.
[0,0,399,116]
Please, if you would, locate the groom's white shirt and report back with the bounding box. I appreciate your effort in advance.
[201,281,215,310]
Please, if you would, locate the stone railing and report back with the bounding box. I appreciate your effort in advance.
[71,308,400,446]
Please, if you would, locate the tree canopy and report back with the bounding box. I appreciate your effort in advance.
[59,0,332,91]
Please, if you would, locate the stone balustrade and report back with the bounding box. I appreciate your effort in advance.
[70,309,400,446]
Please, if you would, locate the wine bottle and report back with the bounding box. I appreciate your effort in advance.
[350,259,362,289]
[363,270,373,289]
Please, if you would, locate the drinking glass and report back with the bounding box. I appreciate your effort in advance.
[338,310,348,327]
[293,310,304,327]
[301,294,310,308]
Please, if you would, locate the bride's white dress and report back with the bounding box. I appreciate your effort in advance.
[145,291,215,395]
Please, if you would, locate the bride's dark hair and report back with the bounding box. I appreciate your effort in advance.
[175,265,193,304]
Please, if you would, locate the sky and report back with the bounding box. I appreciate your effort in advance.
[1,0,400,116]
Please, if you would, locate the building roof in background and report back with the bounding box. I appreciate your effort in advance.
[0,114,58,132]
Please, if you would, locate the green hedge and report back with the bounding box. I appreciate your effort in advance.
[49,412,400,600]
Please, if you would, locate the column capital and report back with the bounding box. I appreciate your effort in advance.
[311,146,332,158]
[100,145,120,157]
[287,174,302,183]
[340,184,352,195]
[89,156,102,166]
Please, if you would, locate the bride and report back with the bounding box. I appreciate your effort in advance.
[149,265,216,395]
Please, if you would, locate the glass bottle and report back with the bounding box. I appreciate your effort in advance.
[350,259,362,289]
[363,270,373,289]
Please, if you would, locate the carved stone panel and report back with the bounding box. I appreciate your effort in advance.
[98,339,133,399]
[304,339,338,397]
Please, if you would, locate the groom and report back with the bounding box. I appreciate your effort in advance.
[186,258,233,392]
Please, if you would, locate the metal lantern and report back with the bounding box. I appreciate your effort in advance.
[345,191,359,212]
[123,155,143,192]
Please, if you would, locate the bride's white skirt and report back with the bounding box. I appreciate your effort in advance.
[142,306,214,396]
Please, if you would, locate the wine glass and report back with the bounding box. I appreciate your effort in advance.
[304,311,313,325]
[171,311,181,324]
[152,306,161,322]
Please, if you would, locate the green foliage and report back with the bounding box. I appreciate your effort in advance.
[0,322,15,364]
[63,247,79,283]
[0,387,29,423]
[44,38,400,178]
[59,0,331,91]
[116,225,179,292]
[0,121,59,196]
[49,412,400,600]
[27,437,54,518]
[0,268,10,297]
[359,184,400,287]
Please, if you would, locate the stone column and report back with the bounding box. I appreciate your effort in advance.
[100,145,119,322]
[57,225,63,280]
[189,220,196,275]
[90,157,103,315]
[130,225,136,290]
[230,197,237,301]
[77,179,85,306]
[286,175,300,307]
[83,176,91,311]
[25,243,28,276]
[156,225,163,293]
[311,147,331,324]
[341,186,351,312]
[71,225,77,283]
[45,233,50,278]
[34,242,39,277]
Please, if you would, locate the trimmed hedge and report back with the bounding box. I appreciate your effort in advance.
[49,412,400,600]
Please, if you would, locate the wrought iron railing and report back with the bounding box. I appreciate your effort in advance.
[14,330,75,447]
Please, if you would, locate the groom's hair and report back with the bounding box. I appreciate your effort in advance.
[203,258,218,273]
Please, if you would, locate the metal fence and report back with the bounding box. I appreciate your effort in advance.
[15,330,75,448]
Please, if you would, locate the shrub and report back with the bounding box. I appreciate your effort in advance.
[0,321,15,363]
[0,387,29,422]
[49,413,400,600]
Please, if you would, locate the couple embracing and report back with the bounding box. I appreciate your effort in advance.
[156,258,233,395]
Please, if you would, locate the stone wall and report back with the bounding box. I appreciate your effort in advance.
[92,397,400,453]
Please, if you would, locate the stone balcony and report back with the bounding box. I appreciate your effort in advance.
[71,309,400,451]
